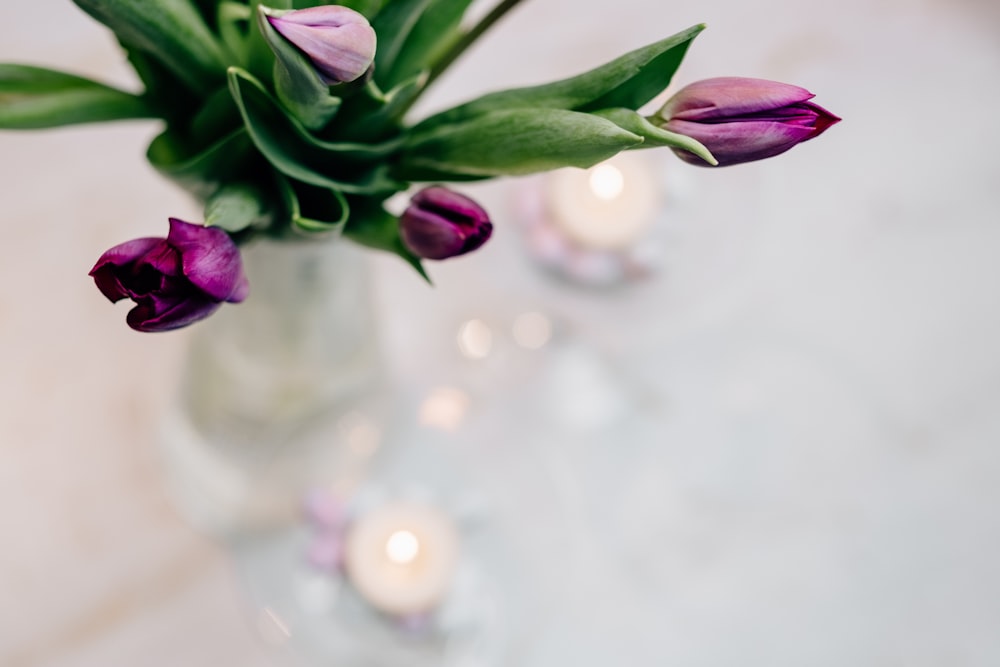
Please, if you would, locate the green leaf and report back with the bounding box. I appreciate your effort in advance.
[72,0,228,95]
[244,0,292,85]
[122,44,199,123]
[276,175,349,235]
[371,0,433,88]
[343,197,429,282]
[218,2,253,63]
[398,107,643,179]
[147,127,257,199]
[414,24,705,131]
[258,4,342,130]
[205,181,271,233]
[336,72,425,142]
[189,86,243,146]
[594,108,717,166]
[227,67,405,194]
[379,0,475,89]
[0,64,154,129]
[191,0,225,28]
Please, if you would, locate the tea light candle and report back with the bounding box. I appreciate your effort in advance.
[343,502,459,616]
[544,152,660,250]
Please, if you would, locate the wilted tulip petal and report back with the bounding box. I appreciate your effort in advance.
[268,6,377,84]
[89,219,247,333]
[656,77,840,167]
[400,186,493,260]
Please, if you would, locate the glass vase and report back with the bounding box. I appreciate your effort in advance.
[157,237,387,537]
[155,234,570,667]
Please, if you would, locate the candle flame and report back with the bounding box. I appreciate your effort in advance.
[512,311,552,350]
[457,318,493,359]
[419,386,470,432]
[588,164,625,201]
[385,530,420,565]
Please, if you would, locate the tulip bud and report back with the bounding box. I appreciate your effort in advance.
[400,187,493,260]
[266,5,377,84]
[89,218,248,332]
[655,77,840,167]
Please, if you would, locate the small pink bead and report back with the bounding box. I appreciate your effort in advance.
[306,532,344,571]
[302,488,345,529]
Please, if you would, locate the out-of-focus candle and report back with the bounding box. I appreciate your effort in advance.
[343,502,459,616]
[545,152,660,250]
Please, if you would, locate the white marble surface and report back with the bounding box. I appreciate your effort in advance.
[2,0,999,665]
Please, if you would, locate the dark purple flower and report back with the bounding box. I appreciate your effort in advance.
[89,218,248,332]
[399,186,493,260]
[267,5,377,84]
[656,77,841,167]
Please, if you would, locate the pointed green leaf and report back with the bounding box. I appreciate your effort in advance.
[380,0,475,89]
[205,181,271,233]
[257,4,342,129]
[122,44,198,123]
[244,0,292,85]
[414,24,705,131]
[371,0,433,88]
[276,175,349,235]
[218,2,253,63]
[227,67,406,194]
[398,107,643,179]
[344,197,429,282]
[325,79,385,135]
[147,127,256,199]
[0,64,154,129]
[72,0,228,95]
[337,72,425,142]
[594,108,717,165]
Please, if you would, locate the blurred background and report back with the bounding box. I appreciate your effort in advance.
[2,0,999,665]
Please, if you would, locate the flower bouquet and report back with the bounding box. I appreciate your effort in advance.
[0,0,838,333]
[2,4,843,659]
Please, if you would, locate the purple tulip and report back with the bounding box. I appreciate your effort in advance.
[656,77,841,167]
[399,186,493,260]
[89,218,248,332]
[267,5,377,84]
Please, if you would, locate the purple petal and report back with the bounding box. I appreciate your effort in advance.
[269,7,376,83]
[126,294,222,333]
[89,237,165,302]
[800,101,841,139]
[458,220,492,254]
[269,5,369,28]
[88,236,163,273]
[227,272,250,304]
[400,186,493,260]
[412,186,491,228]
[90,265,130,303]
[665,118,816,166]
[133,240,182,281]
[166,218,247,302]
[664,77,815,121]
[400,208,467,260]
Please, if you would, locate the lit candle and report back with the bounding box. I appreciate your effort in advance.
[343,502,459,616]
[544,152,661,250]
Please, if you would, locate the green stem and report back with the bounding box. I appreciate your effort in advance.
[396,0,528,119]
